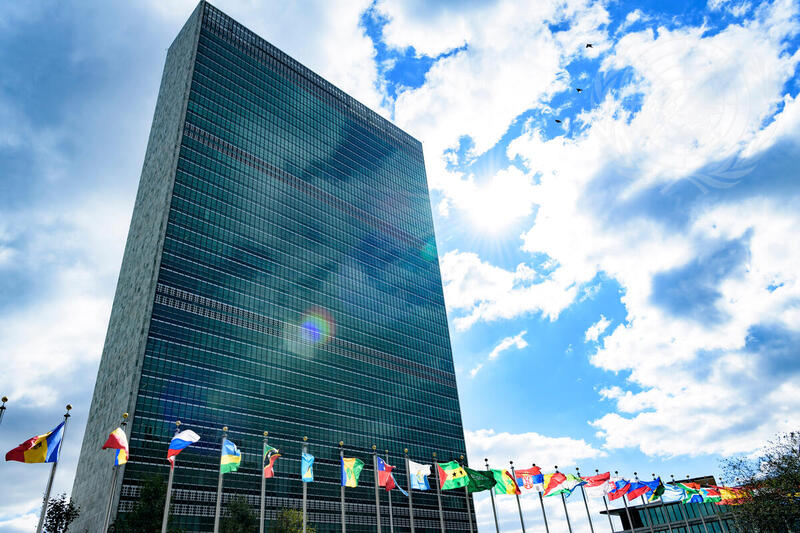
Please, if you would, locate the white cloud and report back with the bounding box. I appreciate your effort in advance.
[441,251,579,330]
[465,428,604,470]
[378,0,610,221]
[421,0,800,459]
[584,315,611,343]
[470,331,528,377]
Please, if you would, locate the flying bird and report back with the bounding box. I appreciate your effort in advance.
[586,43,593,48]
[555,119,562,123]
[576,88,583,92]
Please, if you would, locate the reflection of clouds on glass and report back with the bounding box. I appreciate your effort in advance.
[284,306,336,356]
[420,238,437,263]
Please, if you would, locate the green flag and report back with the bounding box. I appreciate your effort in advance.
[436,461,469,490]
[464,467,496,493]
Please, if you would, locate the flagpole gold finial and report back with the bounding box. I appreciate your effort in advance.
[66,404,72,411]
[432,452,437,458]
[263,431,268,437]
[176,420,181,427]
[122,412,129,419]
[223,426,228,432]
[1,396,7,403]
[509,460,514,465]
[303,436,308,442]
[386,450,389,455]
[404,448,408,454]
[372,445,376,451]
[339,441,344,447]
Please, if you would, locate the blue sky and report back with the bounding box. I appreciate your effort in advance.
[1,0,799,531]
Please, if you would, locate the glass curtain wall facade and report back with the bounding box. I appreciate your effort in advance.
[71,2,471,532]
[606,501,736,532]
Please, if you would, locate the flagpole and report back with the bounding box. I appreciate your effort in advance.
[460,455,474,533]
[340,441,346,533]
[433,452,445,533]
[0,396,7,430]
[509,461,527,533]
[634,473,655,533]
[36,404,71,533]
[576,468,596,533]
[161,420,181,533]
[555,467,573,533]
[302,437,309,533]
[534,463,550,533]
[485,459,500,533]
[373,445,382,533]
[386,450,395,533]
[686,476,710,533]
[615,472,634,532]
[597,469,615,532]
[102,412,128,533]
[652,474,673,533]
[404,449,415,533]
[260,431,268,533]
[213,426,228,533]
[670,475,692,532]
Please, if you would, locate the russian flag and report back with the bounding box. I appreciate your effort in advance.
[167,429,200,467]
[607,479,631,500]
[377,456,396,491]
[626,481,651,500]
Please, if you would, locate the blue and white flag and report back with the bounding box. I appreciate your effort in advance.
[301,452,314,482]
[408,460,431,490]
[661,484,686,503]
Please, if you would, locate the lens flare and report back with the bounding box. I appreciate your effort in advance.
[286,306,335,356]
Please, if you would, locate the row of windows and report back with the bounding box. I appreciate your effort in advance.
[192,36,428,206]
[146,305,460,405]
[175,145,441,290]
[157,241,453,364]
[156,283,455,381]
[163,211,449,346]
[201,5,421,156]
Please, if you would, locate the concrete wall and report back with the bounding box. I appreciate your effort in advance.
[68,3,203,531]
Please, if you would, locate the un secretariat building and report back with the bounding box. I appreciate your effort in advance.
[70,2,471,532]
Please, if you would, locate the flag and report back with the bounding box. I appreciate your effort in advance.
[437,461,469,490]
[543,473,585,497]
[661,484,686,503]
[221,438,242,474]
[5,421,65,464]
[301,452,314,482]
[715,486,748,505]
[581,471,610,488]
[514,466,545,491]
[699,487,722,503]
[263,445,280,478]
[607,479,632,500]
[464,467,496,493]
[493,469,521,495]
[341,457,364,487]
[102,427,129,466]
[627,480,652,501]
[377,457,396,491]
[167,429,200,467]
[391,473,409,496]
[646,479,666,502]
[409,460,431,490]
[676,482,703,504]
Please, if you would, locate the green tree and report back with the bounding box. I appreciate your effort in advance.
[721,431,800,532]
[221,497,257,533]
[43,492,80,533]
[268,508,315,533]
[108,475,181,533]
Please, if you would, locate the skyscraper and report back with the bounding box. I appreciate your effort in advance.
[70,2,471,531]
